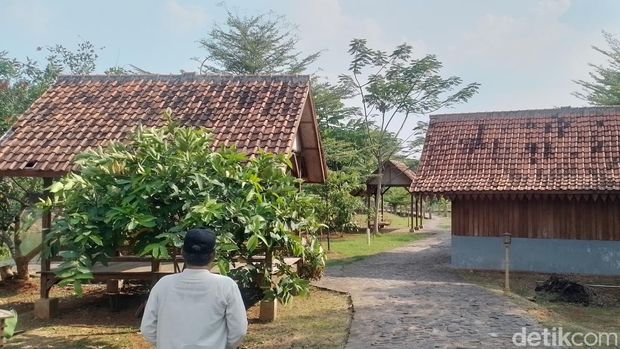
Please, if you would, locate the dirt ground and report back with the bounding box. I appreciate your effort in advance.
[458,270,620,334]
[1,278,351,349]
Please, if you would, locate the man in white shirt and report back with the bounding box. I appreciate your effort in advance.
[140,228,248,349]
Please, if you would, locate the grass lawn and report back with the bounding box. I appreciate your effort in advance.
[458,270,620,339]
[1,280,351,349]
[352,212,412,229]
[325,231,431,267]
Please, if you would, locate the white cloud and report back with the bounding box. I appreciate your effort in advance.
[163,0,209,33]
[289,0,418,80]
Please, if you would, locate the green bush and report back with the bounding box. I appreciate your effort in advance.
[40,109,325,303]
[306,171,363,233]
[0,244,10,261]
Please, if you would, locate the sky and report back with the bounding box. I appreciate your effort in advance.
[2,0,620,141]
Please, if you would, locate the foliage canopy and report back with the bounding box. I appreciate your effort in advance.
[41,110,324,303]
[341,39,480,233]
[574,31,620,106]
[197,11,320,74]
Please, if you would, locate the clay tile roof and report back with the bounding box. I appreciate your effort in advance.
[366,160,417,192]
[0,74,316,177]
[412,106,620,194]
[388,160,417,182]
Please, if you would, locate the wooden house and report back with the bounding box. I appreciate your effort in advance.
[413,107,620,275]
[0,74,327,318]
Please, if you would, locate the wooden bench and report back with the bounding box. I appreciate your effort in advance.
[0,309,15,348]
[368,221,392,229]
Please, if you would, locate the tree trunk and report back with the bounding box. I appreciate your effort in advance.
[373,157,382,235]
[14,256,29,280]
[12,217,30,280]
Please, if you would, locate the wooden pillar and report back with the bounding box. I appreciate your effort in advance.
[259,250,277,322]
[419,196,424,229]
[35,177,59,320]
[40,177,52,299]
[366,187,371,229]
[0,309,15,348]
[415,196,420,230]
[409,193,415,232]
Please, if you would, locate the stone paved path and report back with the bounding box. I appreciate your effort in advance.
[316,219,551,349]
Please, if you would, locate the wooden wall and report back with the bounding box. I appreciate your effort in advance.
[452,195,620,241]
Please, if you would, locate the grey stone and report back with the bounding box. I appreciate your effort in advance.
[315,218,557,349]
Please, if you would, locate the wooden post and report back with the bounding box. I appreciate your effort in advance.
[409,193,415,232]
[366,188,371,229]
[419,197,424,229]
[35,177,59,320]
[366,189,371,245]
[504,233,512,294]
[0,309,15,348]
[415,196,420,230]
[259,250,277,322]
[40,178,52,298]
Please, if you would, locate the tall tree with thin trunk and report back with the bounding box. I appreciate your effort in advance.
[341,39,480,234]
[574,31,620,105]
[197,11,320,74]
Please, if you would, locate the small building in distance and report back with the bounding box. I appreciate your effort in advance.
[413,107,620,275]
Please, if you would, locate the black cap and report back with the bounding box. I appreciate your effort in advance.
[183,228,216,266]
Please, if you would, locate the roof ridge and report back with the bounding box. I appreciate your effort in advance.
[430,106,620,121]
[56,73,311,84]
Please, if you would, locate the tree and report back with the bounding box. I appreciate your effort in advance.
[574,31,620,105]
[0,41,99,132]
[306,171,363,233]
[408,120,429,157]
[0,179,39,280]
[0,41,104,279]
[41,110,324,304]
[197,11,320,74]
[341,39,480,234]
[383,187,410,214]
[312,79,376,173]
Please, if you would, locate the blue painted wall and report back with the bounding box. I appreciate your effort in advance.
[452,236,620,276]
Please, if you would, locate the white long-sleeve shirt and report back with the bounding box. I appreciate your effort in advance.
[140,268,248,349]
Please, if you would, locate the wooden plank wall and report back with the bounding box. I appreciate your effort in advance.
[452,196,620,241]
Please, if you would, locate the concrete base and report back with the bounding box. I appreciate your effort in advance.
[259,300,278,322]
[34,298,59,320]
[452,236,620,276]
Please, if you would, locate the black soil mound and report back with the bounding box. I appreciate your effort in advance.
[535,275,596,306]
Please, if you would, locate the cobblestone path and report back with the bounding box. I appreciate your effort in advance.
[316,220,551,349]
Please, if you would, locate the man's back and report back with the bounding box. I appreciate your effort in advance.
[140,269,248,349]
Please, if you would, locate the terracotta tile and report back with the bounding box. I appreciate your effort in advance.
[0,74,311,175]
[413,107,620,193]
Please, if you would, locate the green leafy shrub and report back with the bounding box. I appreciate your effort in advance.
[306,171,363,233]
[40,109,325,303]
[297,236,325,280]
[0,244,10,260]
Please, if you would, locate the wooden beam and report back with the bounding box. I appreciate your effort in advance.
[40,177,53,299]
[0,169,67,178]
[410,193,415,231]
